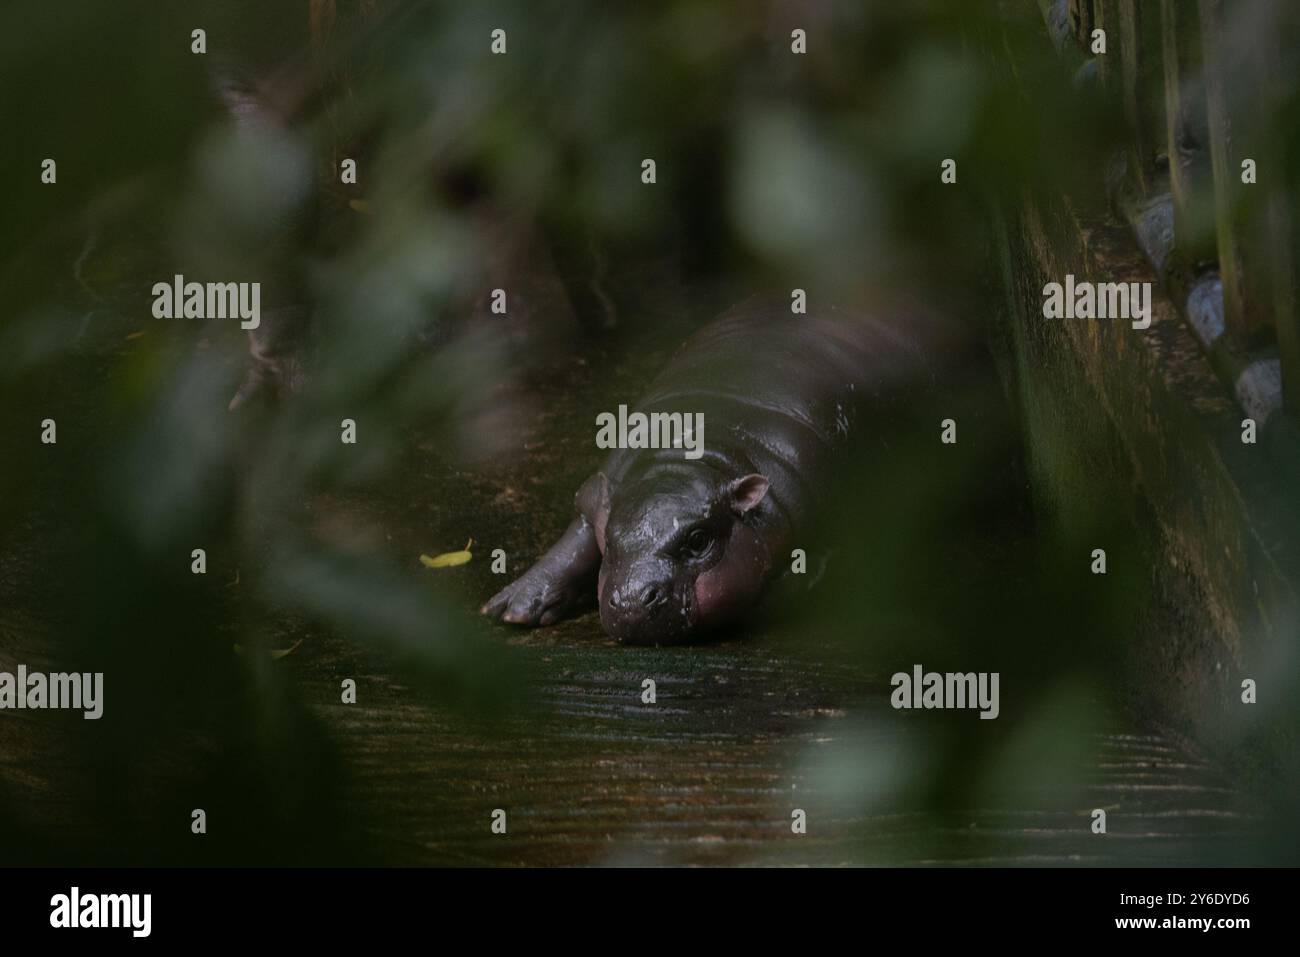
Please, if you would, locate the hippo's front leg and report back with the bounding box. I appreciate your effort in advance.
[481,516,602,626]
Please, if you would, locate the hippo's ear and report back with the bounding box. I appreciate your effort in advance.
[576,472,611,552]
[726,474,770,517]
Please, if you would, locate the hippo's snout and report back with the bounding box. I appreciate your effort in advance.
[600,571,694,646]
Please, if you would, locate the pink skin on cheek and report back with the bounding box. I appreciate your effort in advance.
[693,526,769,626]
[597,565,608,625]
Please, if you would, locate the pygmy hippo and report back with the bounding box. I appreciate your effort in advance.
[481,298,938,644]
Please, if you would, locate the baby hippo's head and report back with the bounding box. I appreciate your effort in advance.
[578,470,772,645]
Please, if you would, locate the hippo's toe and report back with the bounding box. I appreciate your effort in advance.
[482,574,576,627]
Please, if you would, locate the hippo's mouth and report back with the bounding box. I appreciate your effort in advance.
[601,584,698,646]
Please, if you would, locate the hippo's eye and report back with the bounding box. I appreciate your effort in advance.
[681,527,713,559]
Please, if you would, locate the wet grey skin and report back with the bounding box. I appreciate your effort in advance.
[481,298,935,645]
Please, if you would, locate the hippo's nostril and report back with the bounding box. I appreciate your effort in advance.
[641,585,667,608]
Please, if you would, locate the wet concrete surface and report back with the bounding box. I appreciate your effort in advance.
[299,633,1257,865]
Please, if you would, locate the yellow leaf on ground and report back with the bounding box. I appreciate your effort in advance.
[420,538,474,568]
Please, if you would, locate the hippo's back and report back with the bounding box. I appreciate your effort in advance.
[616,299,937,530]
[646,299,929,440]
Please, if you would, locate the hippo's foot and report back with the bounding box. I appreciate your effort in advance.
[228,353,309,411]
[228,365,270,411]
[228,306,312,411]
[481,517,601,627]
[481,568,589,626]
